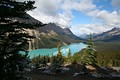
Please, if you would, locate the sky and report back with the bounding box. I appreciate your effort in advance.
[27,0,120,36]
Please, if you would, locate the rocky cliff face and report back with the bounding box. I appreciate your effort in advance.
[25,29,40,50]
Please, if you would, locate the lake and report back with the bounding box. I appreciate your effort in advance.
[21,43,87,59]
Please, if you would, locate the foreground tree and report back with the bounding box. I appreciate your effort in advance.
[0,0,43,80]
[82,34,97,66]
[32,55,41,68]
[50,44,64,73]
[56,44,64,66]
[67,49,72,63]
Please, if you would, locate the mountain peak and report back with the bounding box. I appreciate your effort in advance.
[111,27,120,31]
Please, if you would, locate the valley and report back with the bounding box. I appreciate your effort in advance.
[0,0,120,80]
[21,14,120,80]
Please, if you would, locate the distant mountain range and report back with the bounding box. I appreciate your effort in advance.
[16,14,120,49]
[78,27,120,42]
[94,27,120,42]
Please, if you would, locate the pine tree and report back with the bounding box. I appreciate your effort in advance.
[51,55,57,66]
[56,44,64,67]
[50,44,64,73]
[32,55,41,68]
[41,56,47,67]
[82,34,97,66]
[45,55,50,63]
[0,0,43,80]
[67,49,72,63]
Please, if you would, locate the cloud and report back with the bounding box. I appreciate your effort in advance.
[88,9,120,26]
[70,24,111,36]
[27,0,120,36]
[61,0,96,13]
[76,0,96,13]
[58,10,73,27]
[28,0,72,27]
[96,10,120,26]
[28,0,96,27]
[34,0,58,16]
[111,0,120,7]
[74,9,120,36]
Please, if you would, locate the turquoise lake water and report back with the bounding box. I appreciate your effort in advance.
[21,43,87,59]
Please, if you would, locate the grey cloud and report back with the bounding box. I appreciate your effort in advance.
[111,0,120,7]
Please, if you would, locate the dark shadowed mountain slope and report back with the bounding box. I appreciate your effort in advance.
[15,14,41,24]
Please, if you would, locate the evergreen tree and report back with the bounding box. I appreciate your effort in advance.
[72,53,80,64]
[50,44,64,73]
[32,55,41,68]
[41,56,47,66]
[67,49,72,63]
[51,55,57,66]
[57,43,62,55]
[82,34,97,66]
[0,0,43,80]
[56,44,64,67]
[45,55,50,63]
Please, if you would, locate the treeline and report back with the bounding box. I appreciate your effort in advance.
[32,35,120,68]
[94,42,120,67]
[32,49,78,68]
[31,49,78,68]
[32,50,120,68]
[97,51,120,67]
[31,34,98,68]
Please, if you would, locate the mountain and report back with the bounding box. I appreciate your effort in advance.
[37,23,80,39]
[15,14,41,24]
[94,27,120,42]
[18,14,80,49]
[34,23,81,48]
[63,28,80,39]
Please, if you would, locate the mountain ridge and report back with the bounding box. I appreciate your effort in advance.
[93,27,120,42]
[34,23,81,48]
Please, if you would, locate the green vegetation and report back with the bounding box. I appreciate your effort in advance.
[33,34,80,48]
[95,42,120,67]
[81,34,97,66]
[32,35,120,68]
[97,52,120,67]
[67,49,72,63]
[32,54,50,68]
[36,35,61,48]
[50,44,65,71]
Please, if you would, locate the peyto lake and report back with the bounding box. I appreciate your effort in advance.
[21,43,87,59]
